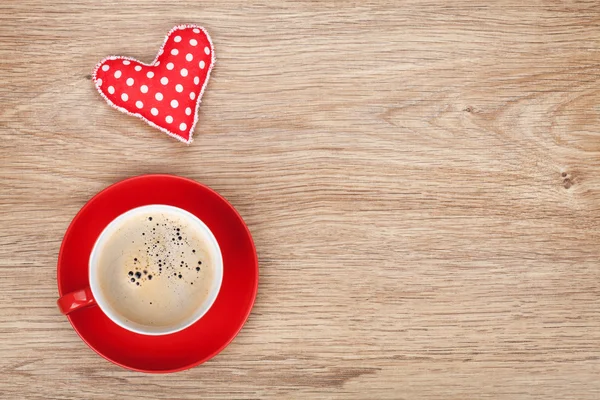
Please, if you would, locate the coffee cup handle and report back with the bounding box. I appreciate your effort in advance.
[57,287,96,315]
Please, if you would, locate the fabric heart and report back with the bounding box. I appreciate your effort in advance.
[92,25,215,144]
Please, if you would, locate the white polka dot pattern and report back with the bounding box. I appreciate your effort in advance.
[93,25,214,143]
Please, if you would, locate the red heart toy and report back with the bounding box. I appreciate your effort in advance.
[92,25,215,144]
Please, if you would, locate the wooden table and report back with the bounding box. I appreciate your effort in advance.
[1,1,600,398]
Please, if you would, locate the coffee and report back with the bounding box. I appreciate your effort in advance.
[94,208,217,331]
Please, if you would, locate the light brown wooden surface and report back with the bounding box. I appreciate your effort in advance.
[1,1,600,398]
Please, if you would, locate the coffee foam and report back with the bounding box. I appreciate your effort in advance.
[95,210,215,329]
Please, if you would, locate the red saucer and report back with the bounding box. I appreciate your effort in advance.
[57,175,258,373]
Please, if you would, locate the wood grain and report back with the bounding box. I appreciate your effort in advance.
[1,0,600,398]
